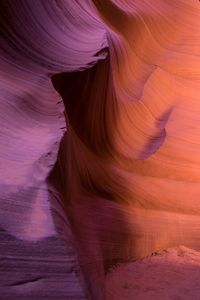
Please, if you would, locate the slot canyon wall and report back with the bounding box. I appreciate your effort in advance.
[1,0,200,299]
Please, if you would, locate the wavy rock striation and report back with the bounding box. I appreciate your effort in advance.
[1,0,200,299]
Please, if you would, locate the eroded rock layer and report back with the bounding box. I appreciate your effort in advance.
[1,1,200,299]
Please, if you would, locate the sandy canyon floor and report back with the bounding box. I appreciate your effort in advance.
[106,246,200,300]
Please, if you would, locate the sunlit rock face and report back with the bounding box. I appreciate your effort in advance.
[1,0,200,299]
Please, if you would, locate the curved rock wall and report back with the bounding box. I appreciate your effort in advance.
[1,1,200,299]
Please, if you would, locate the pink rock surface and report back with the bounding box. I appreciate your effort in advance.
[1,0,200,299]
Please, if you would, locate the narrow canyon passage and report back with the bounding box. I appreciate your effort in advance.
[1,1,200,299]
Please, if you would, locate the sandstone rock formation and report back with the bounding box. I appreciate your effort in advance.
[1,1,200,299]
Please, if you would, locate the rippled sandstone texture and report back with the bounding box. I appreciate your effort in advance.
[1,0,200,299]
